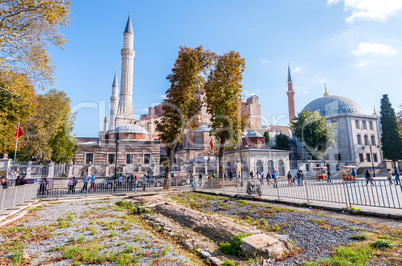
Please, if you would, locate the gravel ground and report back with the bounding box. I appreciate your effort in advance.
[172,194,378,265]
[0,198,196,265]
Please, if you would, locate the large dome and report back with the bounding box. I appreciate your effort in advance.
[303,95,364,117]
[113,124,149,135]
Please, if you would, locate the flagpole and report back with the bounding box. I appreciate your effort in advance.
[12,123,20,187]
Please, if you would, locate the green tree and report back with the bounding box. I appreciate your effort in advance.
[397,107,402,134]
[155,46,215,189]
[272,133,290,150]
[49,122,77,164]
[263,131,270,147]
[204,51,247,179]
[290,109,336,160]
[0,70,36,152]
[21,89,74,162]
[0,0,71,87]
[380,95,402,164]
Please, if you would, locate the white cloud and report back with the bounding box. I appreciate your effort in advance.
[327,0,402,23]
[261,59,269,63]
[243,90,256,97]
[355,61,368,68]
[352,42,397,56]
[141,108,149,112]
[293,67,301,73]
[158,94,167,99]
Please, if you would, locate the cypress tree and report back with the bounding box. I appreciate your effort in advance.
[380,94,402,163]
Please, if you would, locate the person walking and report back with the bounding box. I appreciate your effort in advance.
[249,171,254,179]
[300,170,304,186]
[351,168,357,182]
[296,170,302,186]
[266,171,271,185]
[387,169,393,184]
[147,173,151,188]
[118,175,123,189]
[287,171,292,186]
[327,170,332,183]
[39,177,46,195]
[133,175,137,191]
[394,167,400,185]
[81,175,89,193]
[365,170,374,186]
[272,170,279,188]
[142,174,147,191]
[190,174,194,187]
[257,172,262,184]
[88,174,96,192]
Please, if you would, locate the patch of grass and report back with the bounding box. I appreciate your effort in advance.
[372,240,394,249]
[109,231,116,237]
[48,202,62,205]
[124,244,134,253]
[379,235,389,239]
[50,246,66,252]
[350,233,368,241]
[305,245,372,266]
[67,213,74,221]
[219,233,252,256]
[90,228,96,235]
[63,241,105,263]
[11,249,23,265]
[78,234,84,244]
[162,246,170,256]
[117,253,134,265]
[222,260,236,266]
[28,205,43,213]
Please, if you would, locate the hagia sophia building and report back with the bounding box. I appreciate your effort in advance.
[72,15,383,177]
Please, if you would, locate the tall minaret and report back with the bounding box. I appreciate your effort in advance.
[287,63,296,123]
[109,72,119,130]
[116,13,135,127]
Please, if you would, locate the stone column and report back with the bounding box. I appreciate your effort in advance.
[204,161,208,174]
[47,162,55,178]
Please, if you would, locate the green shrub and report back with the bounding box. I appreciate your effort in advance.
[372,240,394,249]
[219,233,251,256]
[350,234,368,241]
[222,260,236,266]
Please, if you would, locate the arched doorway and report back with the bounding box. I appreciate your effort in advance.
[268,160,274,174]
[278,160,285,176]
[256,160,263,174]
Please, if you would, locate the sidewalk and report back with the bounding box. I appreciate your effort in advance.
[196,188,402,221]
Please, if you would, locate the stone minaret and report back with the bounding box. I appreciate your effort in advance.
[109,72,119,130]
[116,14,135,127]
[287,63,296,123]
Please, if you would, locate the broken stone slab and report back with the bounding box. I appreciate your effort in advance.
[241,234,287,259]
[155,202,261,243]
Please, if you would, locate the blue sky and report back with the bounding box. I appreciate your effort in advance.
[48,0,402,137]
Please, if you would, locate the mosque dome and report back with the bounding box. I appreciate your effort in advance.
[303,95,364,117]
[113,124,149,135]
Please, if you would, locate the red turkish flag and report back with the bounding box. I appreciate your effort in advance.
[210,138,213,150]
[15,124,24,139]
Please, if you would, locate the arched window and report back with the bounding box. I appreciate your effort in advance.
[355,120,359,129]
[195,137,202,147]
[357,134,361,145]
[278,160,285,176]
[268,160,274,174]
[256,160,263,173]
[362,121,367,130]
[369,121,374,130]
[371,135,376,146]
[364,135,369,145]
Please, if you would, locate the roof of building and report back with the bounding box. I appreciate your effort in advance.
[244,130,263,138]
[113,124,149,134]
[303,95,364,117]
[124,14,133,34]
[288,63,292,82]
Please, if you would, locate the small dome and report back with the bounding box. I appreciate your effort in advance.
[244,130,263,138]
[114,124,149,135]
[303,95,364,117]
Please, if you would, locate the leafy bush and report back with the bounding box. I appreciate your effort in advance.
[219,233,251,256]
[222,260,236,266]
[372,240,394,249]
[350,234,368,241]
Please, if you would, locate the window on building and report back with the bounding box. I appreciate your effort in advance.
[195,137,202,147]
[355,120,359,129]
[306,164,310,172]
[126,154,134,164]
[359,153,364,162]
[335,154,341,161]
[369,121,374,130]
[108,154,115,164]
[366,153,371,162]
[373,153,378,162]
[362,121,367,130]
[357,134,361,145]
[371,135,376,146]
[336,164,340,171]
[85,153,93,164]
[144,154,151,164]
[364,135,369,145]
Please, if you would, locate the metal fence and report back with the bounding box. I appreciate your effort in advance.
[197,178,402,209]
[35,177,193,199]
[0,183,38,212]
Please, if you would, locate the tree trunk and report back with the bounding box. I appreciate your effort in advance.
[218,135,226,179]
[164,148,172,189]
